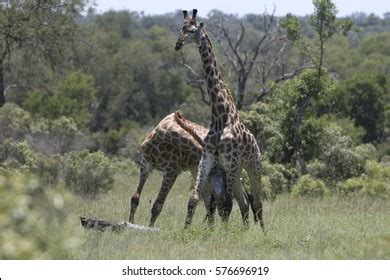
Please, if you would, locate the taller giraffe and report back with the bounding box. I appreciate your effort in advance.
[175,9,264,228]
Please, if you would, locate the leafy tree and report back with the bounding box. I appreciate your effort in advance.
[336,73,388,142]
[94,10,133,39]
[23,71,96,127]
[280,0,353,166]
[0,0,87,106]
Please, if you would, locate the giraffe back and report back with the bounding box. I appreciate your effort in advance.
[141,113,208,171]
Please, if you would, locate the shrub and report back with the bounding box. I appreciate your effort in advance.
[339,160,390,198]
[62,150,114,197]
[262,161,289,194]
[35,154,62,185]
[307,159,327,179]
[321,115,366,145]
[340,177,389,199]
[261,176,276,200]
[0,139,36,171]
[29,116,83,155]
[313,122,379,184]
[291,174,330,198]
[241,102,284,162]
[365,160,390,179]
[0,171,80,259]
[0,103,31,142]
[323,146,365,182]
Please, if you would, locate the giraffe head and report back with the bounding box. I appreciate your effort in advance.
[175,9,204,51]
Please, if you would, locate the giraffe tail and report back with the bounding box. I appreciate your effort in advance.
[174,110,205,147]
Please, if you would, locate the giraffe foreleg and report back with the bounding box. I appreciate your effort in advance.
[129,158,152,223]
[185,152,214,228]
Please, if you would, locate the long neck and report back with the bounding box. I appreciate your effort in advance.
[198,30,239,128]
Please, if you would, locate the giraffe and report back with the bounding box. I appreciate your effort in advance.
[174,9,264,228]
[129,111,252,227]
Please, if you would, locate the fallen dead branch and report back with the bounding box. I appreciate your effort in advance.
[79,216,160,232]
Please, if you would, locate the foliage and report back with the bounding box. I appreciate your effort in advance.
[24,71,96,127]
[339,160,390,198]
[29,116,82,155]
[0,171,80,259]
[319,123,376,182]
[276,70,334,162]
[291,174,329,197]
[0,0,87,106]
[281,0,353,71]
[334,73,388,142]
[35,154,63,185]
[321,115,366,145]
[241,102,284,162]
[279,0,354,167]
[62,150,114,197]
[0,103,32,142]
[261,176,275,200]
[262,161,290,194]
[0,139,37,171]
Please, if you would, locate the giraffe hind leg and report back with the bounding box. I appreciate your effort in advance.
[129,159,152,223]
[217,192,233,224]
[149,171,179,227]
[246,159,264,229]
[204,193,217,226]
[185,152,214,228]
[232,175,250,227]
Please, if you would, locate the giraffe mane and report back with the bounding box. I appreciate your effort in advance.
[174,110,205,147]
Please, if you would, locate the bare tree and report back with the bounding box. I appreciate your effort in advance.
[210,8,310,108]
[178,53,210,106]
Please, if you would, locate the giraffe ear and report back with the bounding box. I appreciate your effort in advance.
[192,9,198,18]
[182,10,188,18]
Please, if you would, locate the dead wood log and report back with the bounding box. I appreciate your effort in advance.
[80,216,160,232]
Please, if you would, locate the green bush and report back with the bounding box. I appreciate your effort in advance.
[319,124,377,182]
[321,115,366,145]
[339,161,390,198]
[323,146,365,181]
[340,177,389,199]
[261,176,276,200]
[291,174,330,198]
[262,161,289,194]
[307,159,327,179]
[24,71,96,127]
[35,154,62,185]
[0,139,36,171]
[62,150,115,197]
[30,116,81,154]
[241,102,284,162]
[0,103,31,142]
[0,171,80,259]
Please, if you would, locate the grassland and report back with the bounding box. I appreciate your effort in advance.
[70,171,390,259]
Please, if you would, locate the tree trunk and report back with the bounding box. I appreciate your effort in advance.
[0,60,5,107]
[235,73,247,110]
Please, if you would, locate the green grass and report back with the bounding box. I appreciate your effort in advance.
[69,171,390,259]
